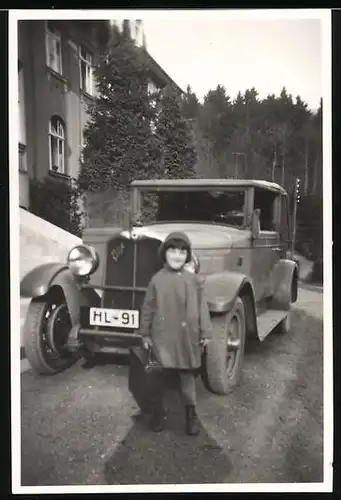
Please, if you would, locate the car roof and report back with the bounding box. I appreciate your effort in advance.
[131,178,287,195]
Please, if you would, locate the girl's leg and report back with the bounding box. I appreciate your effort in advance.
[178,371,200,436]
[178,371,197,406]
[149,371,166,432]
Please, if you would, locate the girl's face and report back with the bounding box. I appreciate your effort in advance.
[165,246,188,271]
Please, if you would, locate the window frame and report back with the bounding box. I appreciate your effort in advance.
[280,194,290,243]
[49,116,66,175]
[80,131,87,162]
[18,59,26,147]
[79,45,94,96]
[45,22,63,75]
[132,187,248,228]
[18,143,27,172]
[147,81,159,133]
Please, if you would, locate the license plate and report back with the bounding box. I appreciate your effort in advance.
[89,307,140,329]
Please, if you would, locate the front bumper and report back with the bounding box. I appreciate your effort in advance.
[80,327,142,345]
[67,324,143,352]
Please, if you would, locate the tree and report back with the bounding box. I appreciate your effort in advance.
[78,27,158,194]
[181,85,201,120]
[301,116,315,195]
[189,118,220,178]
[225,88,266,179]
[154,84,197,179]
[199,85,234,177]
[310,101,322,196]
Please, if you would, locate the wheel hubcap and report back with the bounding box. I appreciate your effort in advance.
[226,315,241,374]
[44,303,71,357]
[227,337,241,349]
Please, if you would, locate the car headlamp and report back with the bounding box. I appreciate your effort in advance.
[67,245,99,277]
[184,252,200,274]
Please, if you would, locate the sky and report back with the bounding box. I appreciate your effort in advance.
[143,17,322,111]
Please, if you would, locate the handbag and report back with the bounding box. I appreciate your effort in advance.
[128,345,164,413]
[144,346,163,374]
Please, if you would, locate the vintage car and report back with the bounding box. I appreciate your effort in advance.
[20,179,299,395]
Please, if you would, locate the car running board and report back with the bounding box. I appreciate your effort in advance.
[256,309,288,342]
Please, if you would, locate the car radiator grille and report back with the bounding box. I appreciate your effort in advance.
[102,235,162,313]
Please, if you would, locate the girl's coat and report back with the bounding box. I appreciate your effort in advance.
[139,233,212,370]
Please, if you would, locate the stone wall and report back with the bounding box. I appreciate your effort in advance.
[20,208,81,281]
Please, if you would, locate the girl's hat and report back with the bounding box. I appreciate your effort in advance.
[159,231,192,264]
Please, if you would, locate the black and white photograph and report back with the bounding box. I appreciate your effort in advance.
[10,9,332,493]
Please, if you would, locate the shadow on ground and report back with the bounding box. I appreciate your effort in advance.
[104,393,233,485]
[64,354,233,485]
[80,352,131,370]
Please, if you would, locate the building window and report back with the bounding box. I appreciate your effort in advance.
[49,116,66,174]
[79,46,93,96]
[148,81,159,133]
[147,81,157,93]
[19,143,27,172]
[18,60,26,146]
[148,81,159,112]
[45,22,63,75]
[80,131,87,162]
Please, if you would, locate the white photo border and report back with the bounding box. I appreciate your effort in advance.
[9,8,333,494]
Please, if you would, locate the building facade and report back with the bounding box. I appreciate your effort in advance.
[18,19,182,210]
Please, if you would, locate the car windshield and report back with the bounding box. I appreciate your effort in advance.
[133,189,246,227]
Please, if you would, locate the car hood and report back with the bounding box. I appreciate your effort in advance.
[120,223,250,249]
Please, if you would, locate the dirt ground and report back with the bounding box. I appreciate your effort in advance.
[21,299,324,487]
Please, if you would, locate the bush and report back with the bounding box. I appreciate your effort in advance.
[295,194,323,262]
[30,175,84,237]
[310,259,323,285]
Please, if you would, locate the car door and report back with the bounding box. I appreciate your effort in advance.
[251,188,282,302]
[279,193,291,257]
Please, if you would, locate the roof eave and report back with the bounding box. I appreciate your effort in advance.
[143,48,184,95]
[131,179,286,195]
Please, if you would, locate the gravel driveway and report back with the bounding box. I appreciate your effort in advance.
[20,287,325,489]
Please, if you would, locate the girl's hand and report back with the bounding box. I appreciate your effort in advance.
[142,337,153,350]
[200,338,210,348]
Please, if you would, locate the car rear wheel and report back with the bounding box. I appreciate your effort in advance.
[23,296,77,375]
[201,296,246,395]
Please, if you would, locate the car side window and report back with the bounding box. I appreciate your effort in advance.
[280,195,289,242]
[254,188,278,232]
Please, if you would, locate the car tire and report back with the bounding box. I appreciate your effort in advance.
[23,297,77,375]
[201,296,246,395]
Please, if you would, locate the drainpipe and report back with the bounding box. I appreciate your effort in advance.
[30,22,37,180]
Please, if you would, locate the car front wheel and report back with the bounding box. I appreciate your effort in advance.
[201,296,246,395]
[23,295,77,375]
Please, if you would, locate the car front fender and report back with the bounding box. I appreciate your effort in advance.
[20,263,90,326]
[20,263,69,298]
[203,271,254,314]
[272,259,299,310]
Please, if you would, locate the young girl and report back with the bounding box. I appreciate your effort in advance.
[139,231,212,435]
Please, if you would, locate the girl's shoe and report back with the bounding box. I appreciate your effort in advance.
[185,405,200,436]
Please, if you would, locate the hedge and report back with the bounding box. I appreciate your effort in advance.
[29,175,84,237]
